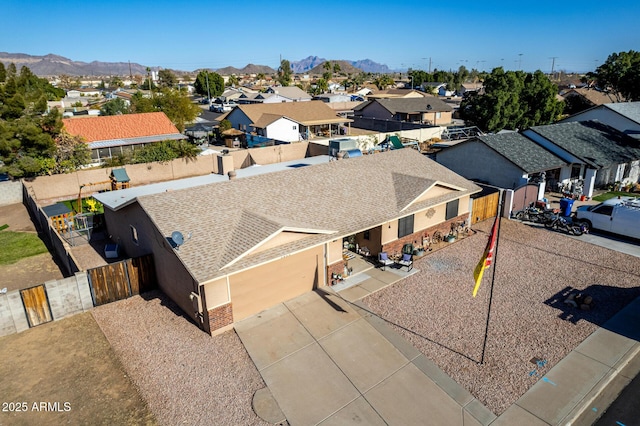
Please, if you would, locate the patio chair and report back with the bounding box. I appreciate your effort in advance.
[397,253,413,271]
[378,252,394,271]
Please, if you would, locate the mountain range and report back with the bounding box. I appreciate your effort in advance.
[291,56,391,74]
[0,52,392,76]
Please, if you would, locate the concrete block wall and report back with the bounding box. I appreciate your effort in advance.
[0,291,30,337]
[45,273,93,320]
[0,273,94,337]
[0,181,23,206]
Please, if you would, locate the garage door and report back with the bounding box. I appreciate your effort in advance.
[230,246,323,321]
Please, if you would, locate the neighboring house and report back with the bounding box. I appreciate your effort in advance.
[561,102,640,140]
[523,121,640,196]
[436,121,640,197]
[561,87,620,107]
[67,88,102,97]
[459,83,484,97]
[217,87,257,103]
[354,97,453,126]
[62,112,187,164]
[436,132,568,192]
[95,149,481,335]
[264,86,312,102]
[420,82,447,95]
[222,101,353,141]
[314,93,352,103]
[367,89,426,99]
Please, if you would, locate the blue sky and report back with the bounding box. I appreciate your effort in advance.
[3,0,639,73]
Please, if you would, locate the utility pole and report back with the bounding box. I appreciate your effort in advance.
[550,57,558,78]
[518,53,523,70]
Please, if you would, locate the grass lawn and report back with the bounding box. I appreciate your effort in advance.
[0,229,49,265]
[592,191,638,202]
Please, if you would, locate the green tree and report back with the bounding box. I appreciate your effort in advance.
[130,87,200,132]
[373,75,395,90]
[277,59,292,86]
[100,98,130,116]
[333,62,341,74]
[312,78,328,95]
[133,140,199,164]
[194,70,224,97]
[51,131,91,173]
[322,61,333,82]
[0,62,6,83]
[226,75,239,87]
[7,63,17,80]
[218,119,231,133]
[460,68,563,132]
[587,50,640,101]
[158,69,177,88]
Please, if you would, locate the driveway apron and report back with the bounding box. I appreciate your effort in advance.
[235,289,492,425]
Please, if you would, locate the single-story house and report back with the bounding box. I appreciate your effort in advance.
[436,121,640,197]
[523,121,640,195]
[222,101,353,141]
[62,112,187,164]
[367,89,427,99]
[561,87,620,108]
[561,102,640,140]
[436,132,568,192]
[354,97,453,126]
[236,86,312,104]
[95,148,481,335]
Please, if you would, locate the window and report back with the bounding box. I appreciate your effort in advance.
[593,205,613,216]
[398,215,414,238]
[446,199,459,220]
[363,230,370,240]
[130,225,139,245]
[571,165,581,179]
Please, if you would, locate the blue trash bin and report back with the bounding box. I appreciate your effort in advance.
[559,198,574,217]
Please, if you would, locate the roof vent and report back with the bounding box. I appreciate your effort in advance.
[228,170,237,180]
[426,104,432,110]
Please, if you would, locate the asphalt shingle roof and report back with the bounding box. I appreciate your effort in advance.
[136,149,480,283]
[476,132,567,173]
[605,102,640,125]
[232,101,351,126]
[362,97,453,114]
[528,121,640,168]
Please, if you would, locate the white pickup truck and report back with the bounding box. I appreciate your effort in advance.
[575,198,640,239]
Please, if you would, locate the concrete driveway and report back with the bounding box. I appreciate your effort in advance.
[235,289,494,425]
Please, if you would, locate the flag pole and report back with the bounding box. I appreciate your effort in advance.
[480,190,503,365]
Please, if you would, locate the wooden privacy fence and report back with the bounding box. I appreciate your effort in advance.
[88,255,156,306]
[471,187,500,224]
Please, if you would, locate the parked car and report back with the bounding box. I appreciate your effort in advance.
[575,198,640,239]
[210,102,237,113]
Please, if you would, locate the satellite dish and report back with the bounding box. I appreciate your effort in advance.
[172,231,185,247]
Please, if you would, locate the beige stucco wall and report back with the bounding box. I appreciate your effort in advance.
[25,142,312,202]
[228,245,323,321]
[326,239,343,265]
[202,277,229,309]
[249,142,310,165]
[414,204,446,230]
[381,220,398,245]
[102,202,200,325]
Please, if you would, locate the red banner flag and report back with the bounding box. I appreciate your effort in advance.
[473,216,499,297]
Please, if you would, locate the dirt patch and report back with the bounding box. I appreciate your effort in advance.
[0,312,155,425]
[0,253,64,292]
[0,203,36,232]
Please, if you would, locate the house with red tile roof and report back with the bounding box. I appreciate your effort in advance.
[62,112,187,164]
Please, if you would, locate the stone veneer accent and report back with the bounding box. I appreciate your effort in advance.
[208,302,233,333]
[382,214,469,256]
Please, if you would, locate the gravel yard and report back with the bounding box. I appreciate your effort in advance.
[363,219,640,415]
[92,291,268,426]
